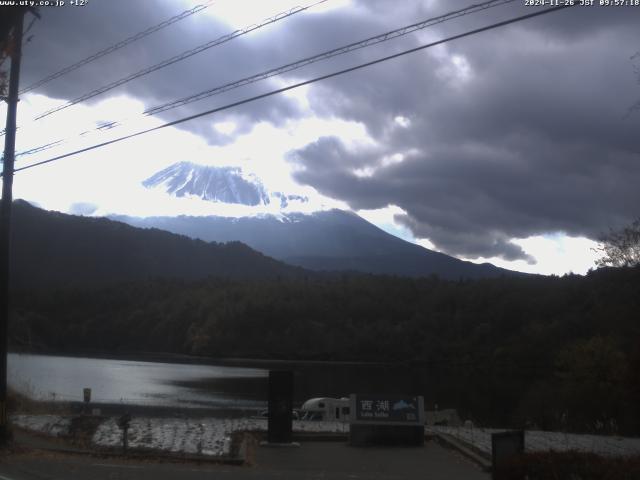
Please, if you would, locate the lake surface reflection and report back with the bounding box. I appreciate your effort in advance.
[8,353,430,411]
[8,353,268,409]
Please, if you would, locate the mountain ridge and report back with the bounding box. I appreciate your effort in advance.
[112,209,524,280]
[9,200,305,289]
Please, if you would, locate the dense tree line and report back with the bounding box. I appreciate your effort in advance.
[9,267,640,434]
[10,200,304,289]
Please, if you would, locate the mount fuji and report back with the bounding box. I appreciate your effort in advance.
[143,161,308,209]
[114,162,522,280]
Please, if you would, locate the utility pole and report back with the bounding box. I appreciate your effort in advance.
[0,9,25,444]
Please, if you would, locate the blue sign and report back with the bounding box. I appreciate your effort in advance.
[353,395,422,423]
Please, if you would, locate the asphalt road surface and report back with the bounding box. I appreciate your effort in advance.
[0,441,489,480]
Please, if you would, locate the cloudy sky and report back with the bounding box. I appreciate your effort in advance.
[3,0,639,275]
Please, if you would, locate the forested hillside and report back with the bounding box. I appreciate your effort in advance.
[10,200,303,288]
[9,266,640,434]
[114,209,519,280]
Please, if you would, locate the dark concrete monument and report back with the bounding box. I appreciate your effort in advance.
[491,430,525,478]
[267,370,295,445]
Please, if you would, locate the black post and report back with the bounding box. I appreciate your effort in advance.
[118,413,131,454]
[0,10,24,444]
[491,430,525,478]
[122,425,129,453]
[267,370,293,444]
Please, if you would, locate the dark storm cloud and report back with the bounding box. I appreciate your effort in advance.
[19,0,309,141]
[288,3,640,261]
[18,0,468,141]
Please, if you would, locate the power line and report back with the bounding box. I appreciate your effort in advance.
[14,0,515,159]
[15,139,63,157]
[31,0,328,122]
[10,4,576,175]
[143,0,518,117]
[18,0,216,95]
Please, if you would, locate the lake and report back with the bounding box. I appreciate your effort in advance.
[8,353,269,409]
[8,353,430,411]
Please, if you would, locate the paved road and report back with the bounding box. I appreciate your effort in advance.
[0,440,489,480]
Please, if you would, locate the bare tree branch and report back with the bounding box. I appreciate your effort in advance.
[595,218,640,268]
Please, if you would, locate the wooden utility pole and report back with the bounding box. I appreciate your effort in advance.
[0,9,25,443]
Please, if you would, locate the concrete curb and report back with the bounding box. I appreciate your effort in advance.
[24,443,246,465]
[433,433,492,471]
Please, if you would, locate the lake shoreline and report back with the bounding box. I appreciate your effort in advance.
[8,348,394,369]
[9,352,424,415]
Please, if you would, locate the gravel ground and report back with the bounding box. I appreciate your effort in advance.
[12,415,640,459]
[11,415,72,437]
[427,426,640,457]
[12,414,348,457]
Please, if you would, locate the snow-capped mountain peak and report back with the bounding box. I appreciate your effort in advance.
[143,162,309,211]
[143,162,270,206]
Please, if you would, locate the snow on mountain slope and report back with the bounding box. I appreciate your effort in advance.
[143,162,308,209]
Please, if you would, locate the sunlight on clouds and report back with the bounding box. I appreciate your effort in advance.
[426,40,474,86]
[357,205,417,244]
[213,121,237,135]
[12,92,362,218]
[352,152,406,178]
[414,28,442,49]
[279,81,311,111]
[89,96,147,122]
[204,116,372,208]
[381,153,404,167]
[465,235,601,276]
[415,237,437,251]
[183,0,298,28]
[14,94,152,160]
[451,55,472,81]
[306,0,352,14]
[181,0,351,30]
[394,115,411,128]
[436,52,473,85]
[353,166,375,178]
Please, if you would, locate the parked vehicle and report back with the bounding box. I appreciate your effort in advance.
[300,397,350,421]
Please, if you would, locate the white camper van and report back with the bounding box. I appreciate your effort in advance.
[300,397,351,421]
